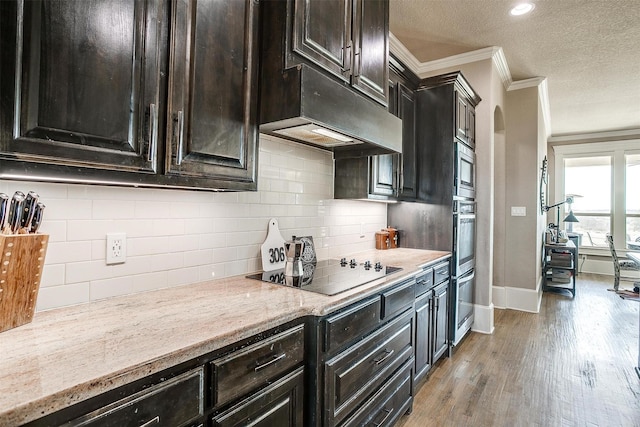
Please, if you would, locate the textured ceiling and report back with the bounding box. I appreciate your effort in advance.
[390,0,640,137]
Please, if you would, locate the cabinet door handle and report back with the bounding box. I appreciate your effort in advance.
[371,408,394,426]
[398,154,404,196]
[373,349,394,365]
[175,110,184,166]
[342,44,352,72]
[254,353,286,372]
[140,416,160,427]
[148,103,158,163]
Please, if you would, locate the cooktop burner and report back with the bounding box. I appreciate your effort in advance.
[246,258,402,296]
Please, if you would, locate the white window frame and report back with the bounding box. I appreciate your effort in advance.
[553,139,640,254]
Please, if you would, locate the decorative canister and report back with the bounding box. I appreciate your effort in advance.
[385,227,398,248]
[375,231,390,250]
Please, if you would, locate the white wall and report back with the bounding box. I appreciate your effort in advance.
[1,135,387,311]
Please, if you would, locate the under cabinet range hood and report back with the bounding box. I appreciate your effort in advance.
[258,0,401,158]
[260,65,402,158]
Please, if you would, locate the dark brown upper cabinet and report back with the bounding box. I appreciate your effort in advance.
[166,0,258,186]
[333,61,417,201]
[0,0,162,173]
[292,0,389,106]
[0,0,259,191]
[397,83,417,199]
[455,91,476,149]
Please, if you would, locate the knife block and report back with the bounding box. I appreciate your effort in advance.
[0,233,49,333]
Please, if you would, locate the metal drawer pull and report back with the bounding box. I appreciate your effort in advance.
[373,349,394,365]
[147,103,158,163]
[139,416,160,427]
[372,408,394,426]
[254,353,286,372]
[175,110,184,166]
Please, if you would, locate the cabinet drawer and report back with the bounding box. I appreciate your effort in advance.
[381,279,415,319]
[414,268,434,297]
[324,298,381,353]
[212,367,304,427]
[433,261,450,285]
[67,367,204,427]
[325,311,413,426]
[211,325,305,408]
[341,358,413,427]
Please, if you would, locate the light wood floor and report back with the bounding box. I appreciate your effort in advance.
[397,274,640,427]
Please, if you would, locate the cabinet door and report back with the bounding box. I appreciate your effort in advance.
[370,155,397,197]
[292,0,351,82]
[1,0,161,173]
[467,106,476,149]
[433,282,449,362]
[414,292,432,382]
[352,0,389,105]
[398,84,417,199]
[455,90,469,143]
[167,0,258,185]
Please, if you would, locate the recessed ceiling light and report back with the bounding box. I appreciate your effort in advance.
[510,3,535,16]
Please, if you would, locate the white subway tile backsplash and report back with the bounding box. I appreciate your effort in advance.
[40,264,66,288]
[45,241,93,264]
[184,249,213,267]
[36,282,90,311]
[25,135,387,311]
[39,220,67,243]
[168,267,200,287]
[128,237,170,256]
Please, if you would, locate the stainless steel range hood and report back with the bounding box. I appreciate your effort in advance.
[259,65,402,159]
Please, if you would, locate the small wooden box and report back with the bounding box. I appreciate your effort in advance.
[0,233,49,333]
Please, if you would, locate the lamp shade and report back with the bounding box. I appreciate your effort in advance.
[563,210,579,223]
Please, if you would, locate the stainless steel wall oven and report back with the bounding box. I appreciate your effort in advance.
[455,142,476,199]
[453,200,476,277]
[452,200,476,345]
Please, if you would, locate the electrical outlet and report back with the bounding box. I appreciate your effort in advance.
[106,232,127,265]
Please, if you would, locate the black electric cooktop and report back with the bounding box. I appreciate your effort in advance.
[246,258,402,296]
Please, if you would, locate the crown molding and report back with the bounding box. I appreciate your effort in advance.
[388,33,423,74]
[389,34,552,136]
[549,128,640,144]
[507,77,552,138]
[389,33,512,88]
[491,47,512,89]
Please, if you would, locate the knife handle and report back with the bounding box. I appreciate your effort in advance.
[8,191,26,234]
[21,191,39,229]
[0,193,9,232]
[29,202,45,234]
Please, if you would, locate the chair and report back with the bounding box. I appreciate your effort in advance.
[605,234,640,292]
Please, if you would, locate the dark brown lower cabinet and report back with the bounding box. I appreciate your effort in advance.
[212,367,304,427]
[414,291,433,382]
[414,261,451,385]
[341,359,413,427]
[312,278,416,427]
[64,367,205,427]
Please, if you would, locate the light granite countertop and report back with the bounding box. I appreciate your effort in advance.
[0,248,450,426]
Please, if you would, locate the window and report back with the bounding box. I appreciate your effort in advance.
[627,154,640,244]
[564,156,611,247]
[553,140,640,251]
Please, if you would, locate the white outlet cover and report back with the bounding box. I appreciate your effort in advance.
[106,232,127,265]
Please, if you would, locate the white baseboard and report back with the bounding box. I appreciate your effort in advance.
[492,282,542,313]
[581,258,640,278]
[471,303,494,335]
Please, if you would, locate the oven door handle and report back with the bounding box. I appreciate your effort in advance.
[458,271,475,283]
